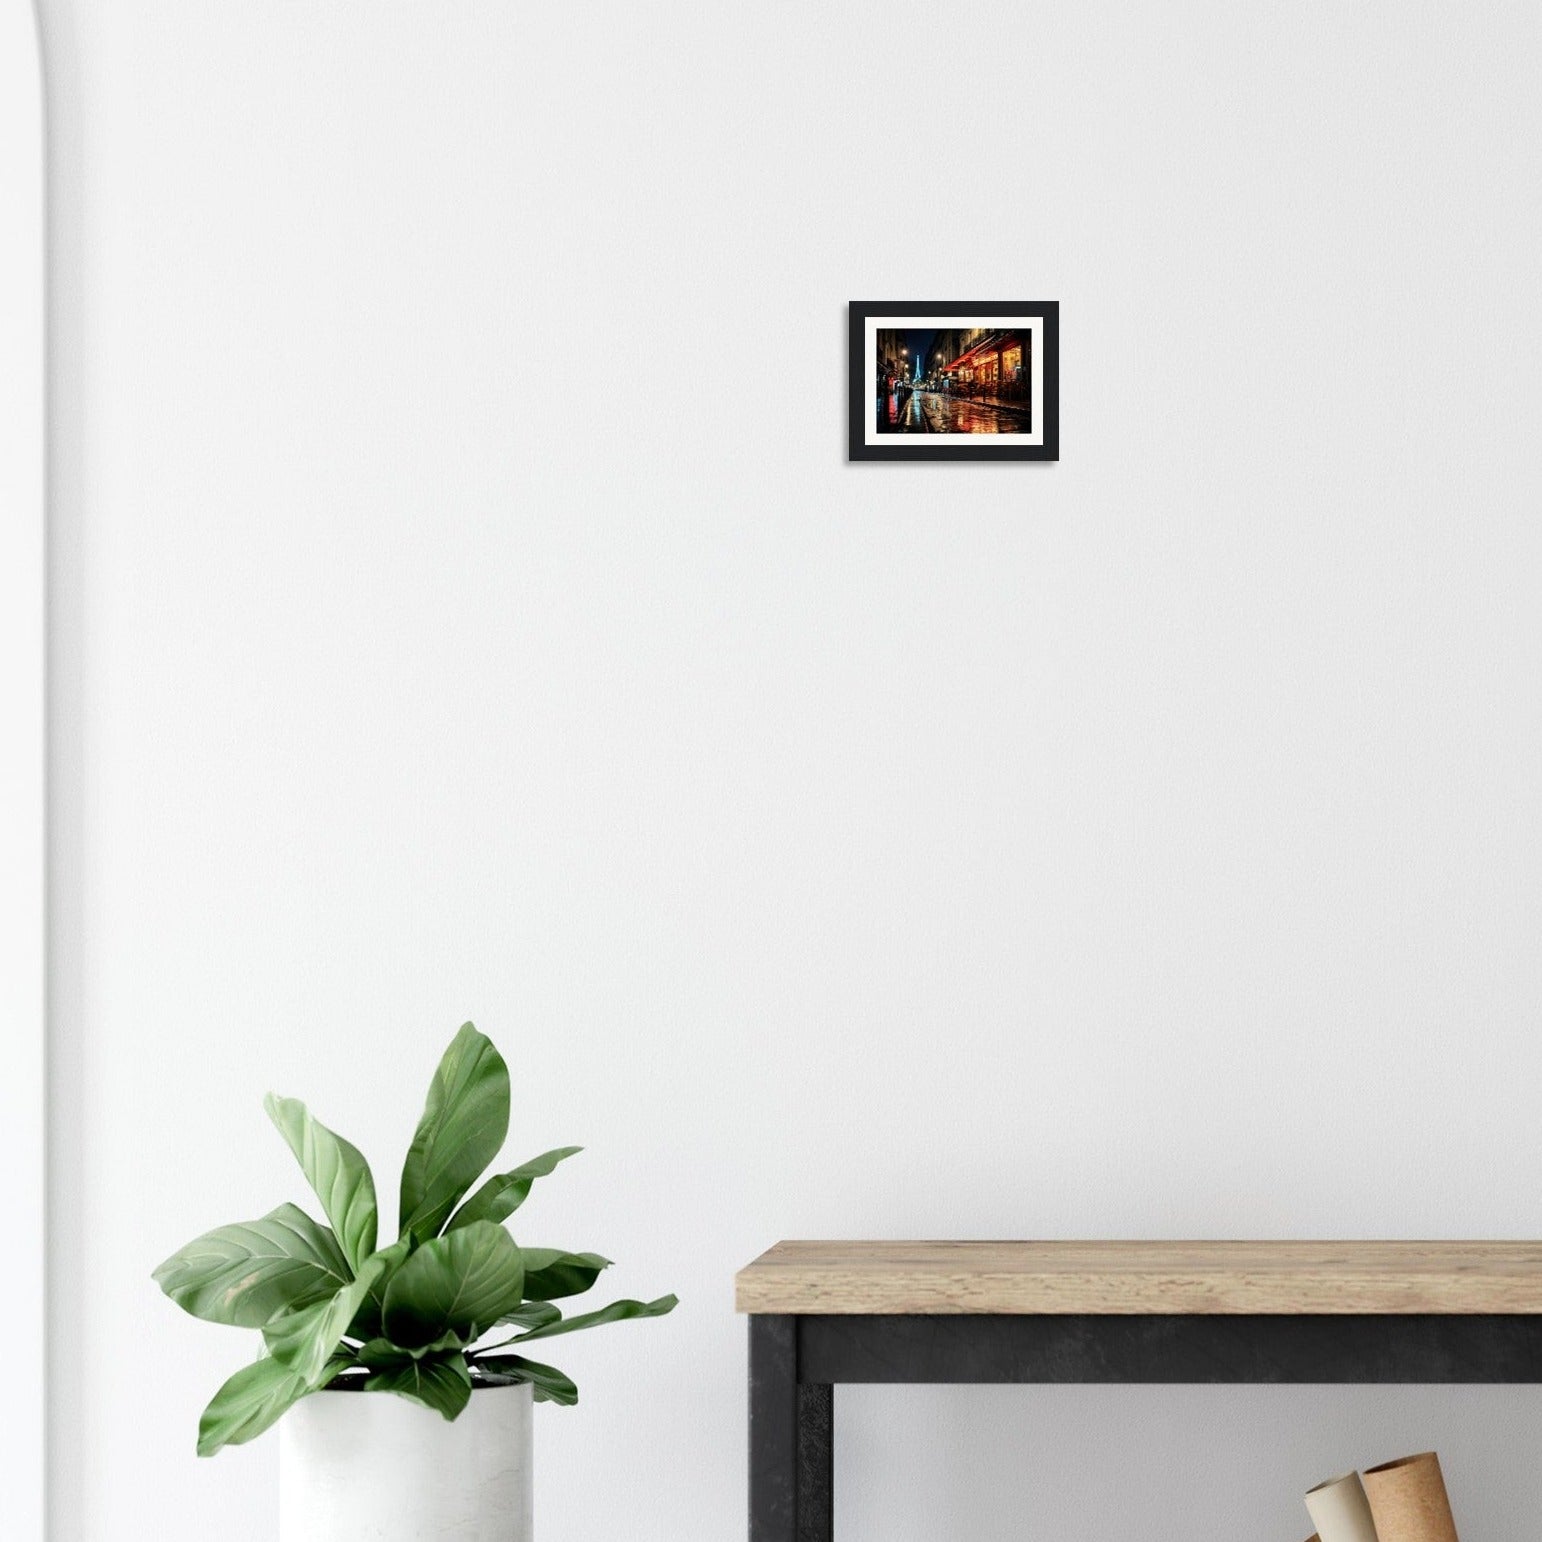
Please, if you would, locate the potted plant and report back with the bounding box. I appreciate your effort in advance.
[154,1022,677,1542]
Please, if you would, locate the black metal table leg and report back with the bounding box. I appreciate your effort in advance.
[750,1315,834,1542]
[797,1380,834,1541]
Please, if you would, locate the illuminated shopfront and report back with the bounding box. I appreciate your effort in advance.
[940,330,1029,400]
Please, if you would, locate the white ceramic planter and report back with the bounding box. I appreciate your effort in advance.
[280,1383,533,1542]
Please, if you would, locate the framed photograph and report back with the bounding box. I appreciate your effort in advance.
[848,301,1059,461]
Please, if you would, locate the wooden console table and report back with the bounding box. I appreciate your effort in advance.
[735,1240,1542,1541]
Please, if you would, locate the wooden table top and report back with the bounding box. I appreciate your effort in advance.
[735,1241,1542,1315]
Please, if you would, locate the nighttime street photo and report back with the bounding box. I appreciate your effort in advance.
[875,325,1032,435]
[848,303,1059,460]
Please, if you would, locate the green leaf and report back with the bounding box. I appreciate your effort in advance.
[153,1203,350,1328]
[355,1337,412,1370]
[381,1221,526,1349]
[382,1326,481,1359]
[398,1023,510,1242]
[494,1300,563,1332]
[263,1254,389,1385]
[357,1327,479,1363]
[365,1352,472,1421]
[520,1248,610,1301]
[196,1351,346,1457]
[345,1236,412,1341]
[264,1093,378,1272]
[473,1353,578,1406]
[512,1293,678,1344]
[447,1146,583,1232]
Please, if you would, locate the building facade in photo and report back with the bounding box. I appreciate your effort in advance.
[925,327,1030,403]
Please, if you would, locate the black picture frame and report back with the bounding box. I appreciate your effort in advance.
[848,301,1059,462]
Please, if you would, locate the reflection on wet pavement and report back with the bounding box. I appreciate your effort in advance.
[878,389,1033,436]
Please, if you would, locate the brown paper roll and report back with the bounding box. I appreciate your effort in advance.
[1363,1451,1459,1542]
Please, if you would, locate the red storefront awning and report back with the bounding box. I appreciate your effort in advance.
[942,330,1014,373]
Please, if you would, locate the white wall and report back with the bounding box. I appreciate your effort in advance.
[2,5,45,1539]
[45,0,1542,1538]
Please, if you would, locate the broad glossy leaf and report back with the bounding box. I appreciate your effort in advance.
[447,1146,582,1232]
[409,1329,478,1356]
[265,1093,378,1271]
[345,1236,413,1341]
[512,1293,678,1344]
[398,1024,510,1241]
[365,1352,472,1421]
[355,1337,412,1371]
[381,1221,525,1349]
[153,1203,350,1328]
[532,1378,577,1406]
[357,1329,480,1367]
[495,1300,562,1333]
[368,1326,478,1359]
[196,1351,345,1457]
[520,1248,610,1301]
[473,1353,578,1406]
[263,1255,388,1385]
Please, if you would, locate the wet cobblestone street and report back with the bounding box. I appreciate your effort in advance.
[880,388,1033,435]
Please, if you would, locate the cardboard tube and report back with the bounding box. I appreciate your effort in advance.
[1363,1451,1459,1542]
[1305,1471,1379,1542]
